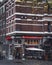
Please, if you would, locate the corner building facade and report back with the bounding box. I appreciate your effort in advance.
[0,0,52,60]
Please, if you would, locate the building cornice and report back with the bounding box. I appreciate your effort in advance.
[6,31,52,36]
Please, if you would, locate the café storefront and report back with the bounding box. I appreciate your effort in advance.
[5,35,43,60]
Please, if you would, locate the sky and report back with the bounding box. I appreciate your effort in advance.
[0,0,3,2]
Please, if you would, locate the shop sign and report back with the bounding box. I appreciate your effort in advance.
[22,36,42,39]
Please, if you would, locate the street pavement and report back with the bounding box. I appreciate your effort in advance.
[0,59,52,65]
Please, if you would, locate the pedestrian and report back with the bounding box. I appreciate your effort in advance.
[13,49,16,59]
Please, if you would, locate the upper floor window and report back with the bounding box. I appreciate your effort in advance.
[38,17,43,20]
[32,16,36,20]
[11,0,14,3]
[8,1,11,6]
[0,6,5,14]
[0,9,1,14]
[12,3,14,7]
[0,7,3,15]
[6,12,9,18]
[21,16,23,19]
[3,6,5,13]
[6,4,8,10]
[36,17,38,20]
[25,16,27,19]
[37,0,42,2]
[9,10,11,16]
[12,8,14,14]
[21,16,27,19]
[11,20,14,24]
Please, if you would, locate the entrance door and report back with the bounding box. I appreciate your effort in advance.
[14,47,22,59]
[8,44,13,60]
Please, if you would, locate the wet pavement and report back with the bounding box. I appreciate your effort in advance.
[0,59,52,65]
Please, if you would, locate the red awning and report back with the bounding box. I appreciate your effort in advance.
[22,36,42,39]
[6,36,12,40]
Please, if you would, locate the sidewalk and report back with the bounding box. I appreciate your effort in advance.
[13,58,26,63]
[0,59,52,65]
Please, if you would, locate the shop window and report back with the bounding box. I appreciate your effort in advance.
[24,40,28,44]
[15,39,21,44]
[32,40,35,44]
[18,39,21,44]
[34,40,38,44]
[24,39,39,45]
[29,40,32,44]
[27,40,29,44]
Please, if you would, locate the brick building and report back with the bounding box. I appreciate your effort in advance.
[0,0,52,60]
